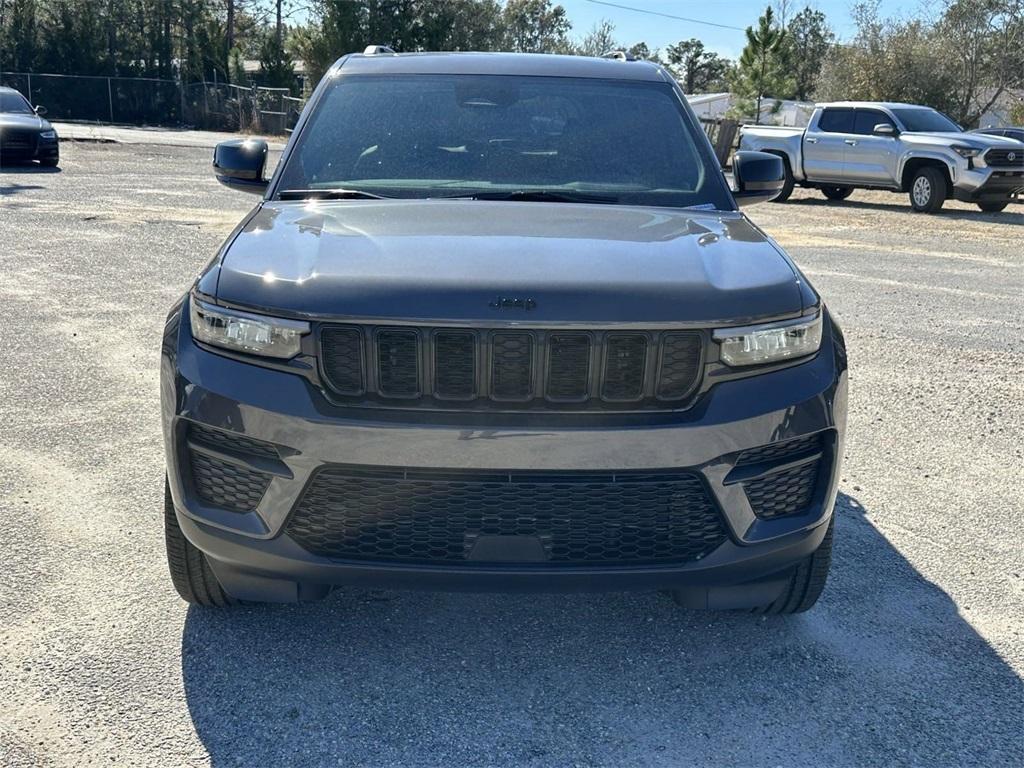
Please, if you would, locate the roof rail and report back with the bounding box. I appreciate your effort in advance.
[363,45,397,55]
[602,50,638,61]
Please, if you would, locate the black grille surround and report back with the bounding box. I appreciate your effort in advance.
[285,466,727,566]
[985,148,1024,168]
[318,324,704,412]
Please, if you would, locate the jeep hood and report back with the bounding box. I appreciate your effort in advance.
[214,200,810,324]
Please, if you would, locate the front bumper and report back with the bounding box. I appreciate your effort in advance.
[954,165,1024,201]
[161,304,848,603]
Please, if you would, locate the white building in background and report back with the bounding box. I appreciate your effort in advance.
[686,92,815,127]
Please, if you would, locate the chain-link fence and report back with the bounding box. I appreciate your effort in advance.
[1,72,305,134]
[183,82,305,133]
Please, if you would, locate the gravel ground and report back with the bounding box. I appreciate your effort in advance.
[1,142,1022,767]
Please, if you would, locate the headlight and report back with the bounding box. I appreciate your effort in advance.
[39,130,57,140]
[714,312,823,367]
[189,296,309,359]
[952,145,981,159]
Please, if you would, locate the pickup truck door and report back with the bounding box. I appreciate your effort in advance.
[846,109,900,185]
[803,107,854,182]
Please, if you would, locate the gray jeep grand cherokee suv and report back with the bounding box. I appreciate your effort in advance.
[161,51,847,613]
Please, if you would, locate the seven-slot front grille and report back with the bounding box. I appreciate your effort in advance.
[285,466,727,565]
[985,148,1024,168]
[319,325,703,410]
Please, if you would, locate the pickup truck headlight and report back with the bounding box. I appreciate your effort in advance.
[189,296,309,359]
[714,312,823,367]
[952,145,981,159]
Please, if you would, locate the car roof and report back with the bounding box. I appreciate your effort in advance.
[817,101,932,110]
[331,51,669,82]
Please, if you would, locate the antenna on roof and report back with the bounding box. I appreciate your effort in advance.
[602,50,638,61]
[363,45,396,55]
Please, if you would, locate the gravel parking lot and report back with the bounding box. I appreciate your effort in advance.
[2,142,1022,767]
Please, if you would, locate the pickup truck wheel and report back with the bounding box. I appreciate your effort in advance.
[977,201,1008,213]
[909,167,947,213]
[821,185,853,201]
[770,156,795,202]
[164,479,238,607]
[751,518,834,615]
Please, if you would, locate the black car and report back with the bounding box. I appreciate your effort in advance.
[162,50,846,613]
[0,86,59,166]
[972,126,1024,144]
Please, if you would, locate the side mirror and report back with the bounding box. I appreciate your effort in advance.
[732,151,785,207]
[873,123,897,137]
[213,139,269,195]
[34,105,47,116]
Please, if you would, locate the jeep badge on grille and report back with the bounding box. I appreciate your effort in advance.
[489,297,537,311]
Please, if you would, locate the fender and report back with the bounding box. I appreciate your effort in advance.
[897,148,958,188]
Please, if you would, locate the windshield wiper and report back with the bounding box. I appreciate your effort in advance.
[437,189,619,204]
[278,188,389,200]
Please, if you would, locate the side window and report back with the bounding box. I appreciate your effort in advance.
[854,110,894,135]
[818,108,855,133]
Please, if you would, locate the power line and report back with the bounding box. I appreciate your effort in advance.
[583,0,749,33]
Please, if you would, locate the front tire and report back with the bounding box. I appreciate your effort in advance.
[908,166,947,213]
[751,517,834,615]
[977,201,1009,213]
[821,185,853,201]
[164,480,237,606]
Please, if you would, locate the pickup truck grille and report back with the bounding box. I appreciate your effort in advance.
[319,325,703,411]
[985,148,1024,168]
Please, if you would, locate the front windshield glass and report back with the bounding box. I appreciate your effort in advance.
[891,108,961,133]
[276,74,732,209]
[0,91,34,114]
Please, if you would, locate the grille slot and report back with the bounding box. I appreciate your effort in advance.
[985,148,1024,168]
[188,423,279,459]
[743,460,820,519]
[490,332,534,400]
[319,325,704,410]
[546,334,591,400]
[434,331,476,399]
[321,327,364,395]
[657,333,702,399]
[286,467,726,565]
[603,334,648,400]
[189,451,271,512]
[376,329,420,398]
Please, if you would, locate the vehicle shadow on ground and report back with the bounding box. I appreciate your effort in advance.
[180,493,1023,767]
[785,195,1024,223]
[0,163,61,196]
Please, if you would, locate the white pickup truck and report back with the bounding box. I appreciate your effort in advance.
[739,101,1024,213]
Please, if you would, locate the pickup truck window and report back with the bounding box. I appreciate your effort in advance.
[276,74,732,210]
[853,110,894,135]
[817,108,855,134]
[890,108,961,133]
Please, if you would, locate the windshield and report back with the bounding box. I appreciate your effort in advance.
[276,74,731,209]
[891,108,961,133]
[0,91,34,114]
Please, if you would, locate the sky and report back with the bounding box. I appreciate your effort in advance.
[559,0,918,59]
